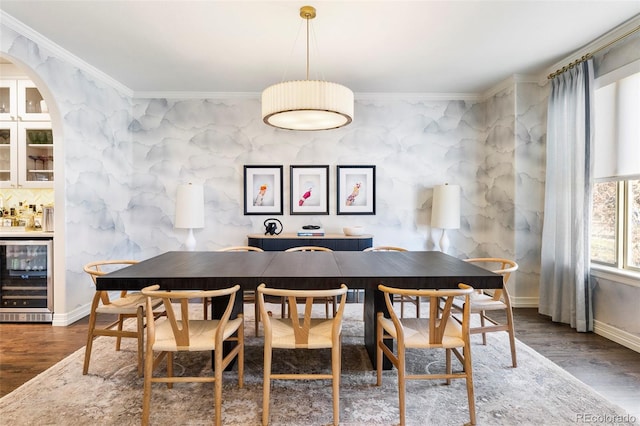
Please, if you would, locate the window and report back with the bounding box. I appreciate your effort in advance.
[591,179,640,271]
[590,61,640,274]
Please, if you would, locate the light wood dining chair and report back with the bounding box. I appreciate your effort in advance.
[140,284,244,426]
[377,283,476,426]
[82,260,164,376]
[462,257,519,367]
[364,246,419,317]
[257,283,348,426]
[284,246,337,317]
[203,246,264,336]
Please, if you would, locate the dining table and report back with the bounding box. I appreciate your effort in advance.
[97,250,503,369]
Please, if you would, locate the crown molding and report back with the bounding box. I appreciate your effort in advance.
[1,11,133,97]
[537,14,640,86]
[133,91,260,100]
[355,92,483,102]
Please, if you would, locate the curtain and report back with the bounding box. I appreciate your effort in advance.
[539,60,594,332]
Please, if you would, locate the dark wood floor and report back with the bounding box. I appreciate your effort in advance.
[1,308,639,418]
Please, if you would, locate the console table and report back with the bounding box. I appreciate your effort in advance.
[247,233,373,251]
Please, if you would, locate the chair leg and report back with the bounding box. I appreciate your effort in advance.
[446,348,452,385]
[214,341,223,426]
[203,298,209,320]
[505,307,518,368]
[166,352,173,389]
[136,306,144,376]
[332,338,341,426]
[115,314,125,351]
[479,311,487,345]
[141,347,154,426]
[262,345,272,426]
[463,345,477,425]
[238,319,245,388]
[397,345,406,426]
[376,316,383,386]
[83,293,101,375]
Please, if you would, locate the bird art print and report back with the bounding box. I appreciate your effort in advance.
[254,184,268,206]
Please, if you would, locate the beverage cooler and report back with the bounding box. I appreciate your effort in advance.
[0,239,53,322]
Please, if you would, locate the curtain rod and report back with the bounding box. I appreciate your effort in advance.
[547,24,640,80]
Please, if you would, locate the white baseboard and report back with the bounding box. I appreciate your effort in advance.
[512,296,539,308]
[52,303,90,327]
[594,320,640,353]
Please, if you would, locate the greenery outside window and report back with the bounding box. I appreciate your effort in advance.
[591,179,640,272]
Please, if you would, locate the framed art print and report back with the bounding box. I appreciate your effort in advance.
[290,165,329,215]
[337,165,376,215]
[244,165,283,215]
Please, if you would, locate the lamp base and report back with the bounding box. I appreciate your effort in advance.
[439,229,450,254]
[184,228,196,251]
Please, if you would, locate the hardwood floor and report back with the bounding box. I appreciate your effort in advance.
[1,308,639,419]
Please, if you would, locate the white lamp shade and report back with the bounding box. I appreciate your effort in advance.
[431,184,460,229]
[175,184,204,229]
[262,80,354,130]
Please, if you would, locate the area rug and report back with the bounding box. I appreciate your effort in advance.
[0,303,636,426]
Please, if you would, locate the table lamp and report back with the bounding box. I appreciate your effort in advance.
[431,183,460,253]
[175,183,204,251]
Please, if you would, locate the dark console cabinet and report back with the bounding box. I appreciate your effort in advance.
[247,233,373,252]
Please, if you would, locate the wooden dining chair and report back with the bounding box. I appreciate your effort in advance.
[257,283,348,426]
[364,246,419,317]
[377,283,476,426]
[284,246,337,317]
[140,284,244,426]
[203,246,264,336]
[82,260,164,376]
[461,257,519,367]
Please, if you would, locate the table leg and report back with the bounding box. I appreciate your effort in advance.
[363,286,392,370]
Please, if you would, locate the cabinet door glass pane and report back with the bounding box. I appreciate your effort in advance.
[25,129,53,182]
[24,88,44,113]
[0,128,11,182]
[0,88,10,113]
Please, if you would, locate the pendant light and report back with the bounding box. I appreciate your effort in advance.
[261,5,354,131]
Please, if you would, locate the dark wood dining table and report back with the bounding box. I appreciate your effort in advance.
[97,250,502,368]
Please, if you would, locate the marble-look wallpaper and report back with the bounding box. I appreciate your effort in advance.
[1,14,638,348]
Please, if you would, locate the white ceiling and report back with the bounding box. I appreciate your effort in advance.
[1,1,639,95]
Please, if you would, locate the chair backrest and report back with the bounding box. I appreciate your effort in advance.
[363,246,407,252]
[83,260,138,285]
[83,260,138,306]
[141,284,240,349]
[284,246,333,252]
[257,283,348,346]
[463,258,518,301]
[378,284,474,345]
[217,246,264,252]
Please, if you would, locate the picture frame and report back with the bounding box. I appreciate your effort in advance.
[336,165,376,215]
[243,165,283,215]
[290,165,330,215]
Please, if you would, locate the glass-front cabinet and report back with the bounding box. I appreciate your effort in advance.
[0,79,50,121]
[0,80,53,189]
[0,122,17,184]
[0,122,53,188]
[0,80,17,121]
[17,80,50,121]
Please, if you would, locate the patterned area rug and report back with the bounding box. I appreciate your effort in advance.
[0,303,635,426]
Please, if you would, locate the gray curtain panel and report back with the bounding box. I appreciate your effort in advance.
[539,59,594,332]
